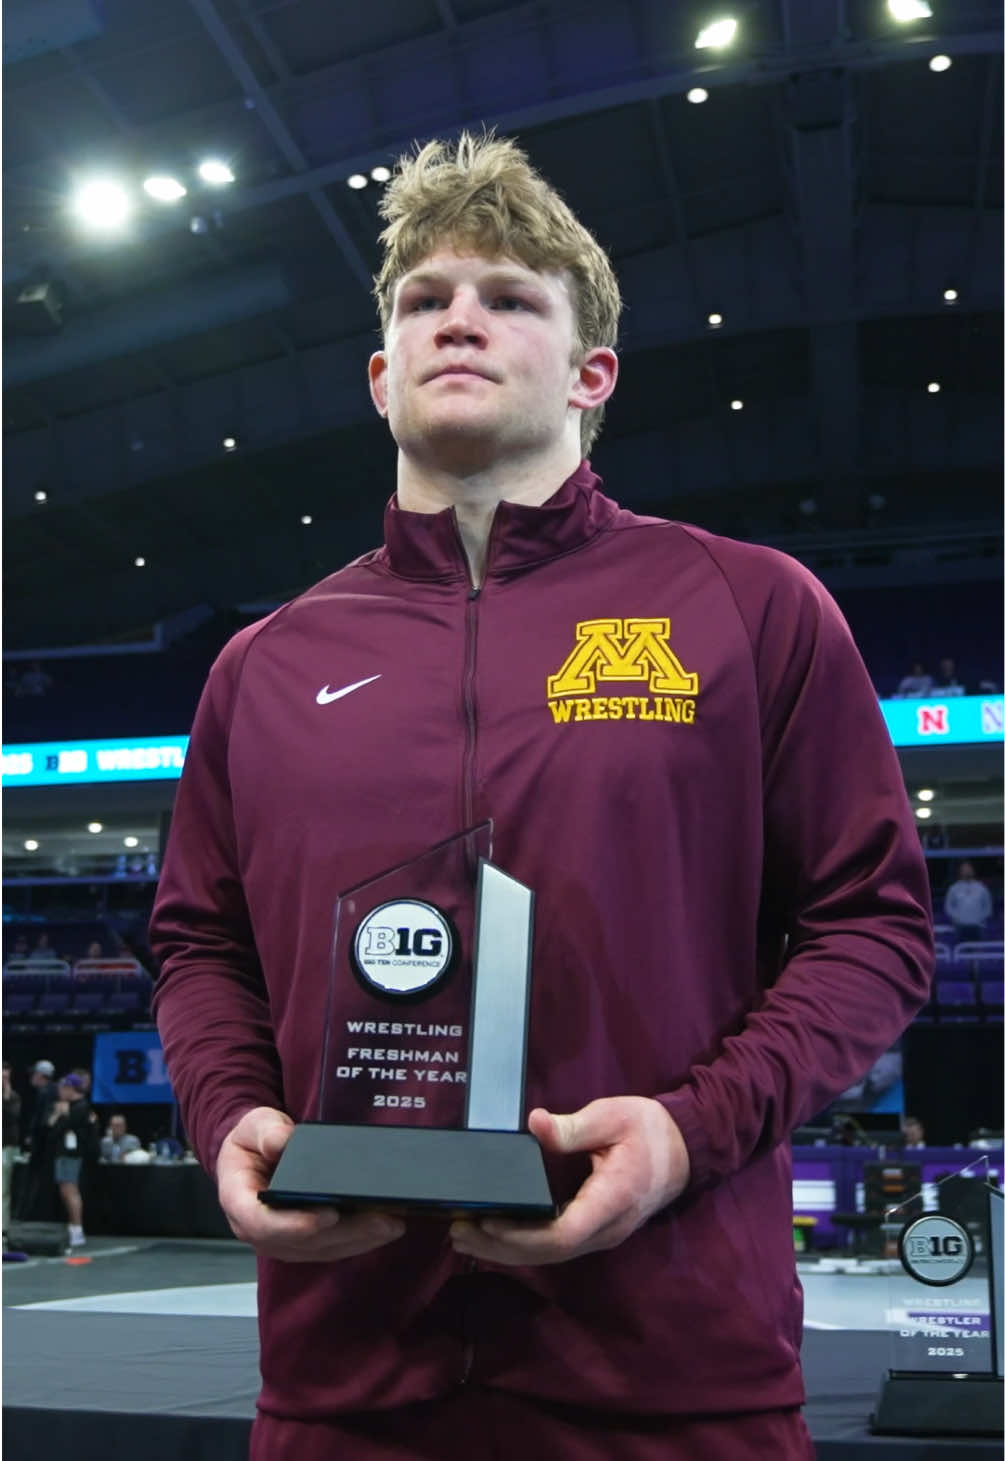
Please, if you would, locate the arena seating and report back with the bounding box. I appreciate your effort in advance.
[2,956,153,1032]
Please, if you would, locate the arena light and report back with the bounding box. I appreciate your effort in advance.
[887,0,933,19]
[695,17,738,49]
[124,836,139,847]
[87,821,103,834]
[301,514,313,525]
[370,166,391,182]
[687,88,709,104]
[347,173,368,190]
[927,381,941,393]
[223,436,237,451]
[730,399,743,411]
[34,489,48,503]
[24,840,39,852]
[134,556,146,567]
[915,806,933,820]
[707,312,723,327]
[917,788,935,801]
[943,287,958,302]
[143,175,187,203]
[198,159,235,185]
[929,54,951,72]
[71,177,132,230]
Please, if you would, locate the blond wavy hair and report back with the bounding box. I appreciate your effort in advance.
[374,131,621,455]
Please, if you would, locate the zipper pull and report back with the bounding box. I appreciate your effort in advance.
[467,586,481,602]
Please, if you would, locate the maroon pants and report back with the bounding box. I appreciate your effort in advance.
[251,1390,816,1460]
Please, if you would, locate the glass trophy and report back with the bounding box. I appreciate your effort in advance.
[872,1153,1003,1436]
[261,824,555,1218]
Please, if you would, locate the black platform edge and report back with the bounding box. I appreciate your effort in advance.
[872,1371,1004,1437]
[2,1409,251,1461]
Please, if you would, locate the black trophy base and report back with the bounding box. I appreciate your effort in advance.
[260,1123,556,1219]
[872,1371,1004,1436]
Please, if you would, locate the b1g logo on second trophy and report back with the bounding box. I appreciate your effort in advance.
[352,899,455,999]
[899,1215,975,1287]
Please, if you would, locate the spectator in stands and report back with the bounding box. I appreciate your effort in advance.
[10,935,30,962]
[931,657,965,696]
[901,1115,926,1148]
[2,1061,22,1246]
[944,861,993,942]
[100,1114,142,1163]
[45,1073,93,1249]
[27,933,55,962]
[893,661,933,698]
[85,940,104,959]
[15,661,53,698]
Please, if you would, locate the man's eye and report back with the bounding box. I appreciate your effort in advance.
[410,297,442,312]
[491,296,530,311]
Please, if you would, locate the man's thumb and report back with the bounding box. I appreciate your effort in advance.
[528,1106,582,1153]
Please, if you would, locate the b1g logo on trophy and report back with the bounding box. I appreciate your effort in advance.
[352,901,456,998]
[900,1216,975,1287]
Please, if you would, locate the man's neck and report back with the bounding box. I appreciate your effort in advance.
[395,440,582,587]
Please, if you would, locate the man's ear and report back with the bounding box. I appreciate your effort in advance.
[569,346,618,412]
[368,351,389,417]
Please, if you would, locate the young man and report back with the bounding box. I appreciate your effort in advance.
[45,1072,92,1248]
[150,133,933,1459]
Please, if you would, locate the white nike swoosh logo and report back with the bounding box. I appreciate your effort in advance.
[316,675,382,705]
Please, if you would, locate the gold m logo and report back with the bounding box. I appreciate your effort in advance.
[547,619,699,698]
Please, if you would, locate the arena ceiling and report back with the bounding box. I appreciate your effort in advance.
[3,0,1003,651]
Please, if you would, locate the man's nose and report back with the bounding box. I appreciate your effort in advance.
[434,290,488,346]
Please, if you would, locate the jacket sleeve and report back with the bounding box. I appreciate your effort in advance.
[659,547,934,1190]
[149,634,285,1174]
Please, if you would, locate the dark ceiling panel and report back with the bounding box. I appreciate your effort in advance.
[263,0,441,70]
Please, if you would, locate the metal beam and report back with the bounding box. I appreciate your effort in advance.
[186,0,373,292]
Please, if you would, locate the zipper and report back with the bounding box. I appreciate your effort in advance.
[453,514,484,1388]
[461,585,480,832]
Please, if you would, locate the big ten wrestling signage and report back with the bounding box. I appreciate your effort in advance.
[92,1031,174,1104]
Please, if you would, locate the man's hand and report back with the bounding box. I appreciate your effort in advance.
[216,1106,405,1263]
[450,1097,690,1266]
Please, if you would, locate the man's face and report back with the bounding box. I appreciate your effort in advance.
[110,1116,127,1139]
[959,863,974,879]
[370,249,604,471]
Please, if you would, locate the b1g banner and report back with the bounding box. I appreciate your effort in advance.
[92,1030,174,1104]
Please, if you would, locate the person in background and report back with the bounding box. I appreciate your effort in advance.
[149,131,933,1460]
[45,1073,93,1249]
[100,1113,142,1163]
[85,940,104,959]
[9,935,30,963]
[16,661,53,697]
[901,1116,926,1148]
[28,933,56,962]
[893,660,933,698]
[931,657,965,696]
[2,1061,22,1246]
[944,861,992,942]
[20,1059,58,1220]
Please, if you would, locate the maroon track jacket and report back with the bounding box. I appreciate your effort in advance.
[150,462,933,1423]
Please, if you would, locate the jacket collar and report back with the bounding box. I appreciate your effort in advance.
[379,460,619,582]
